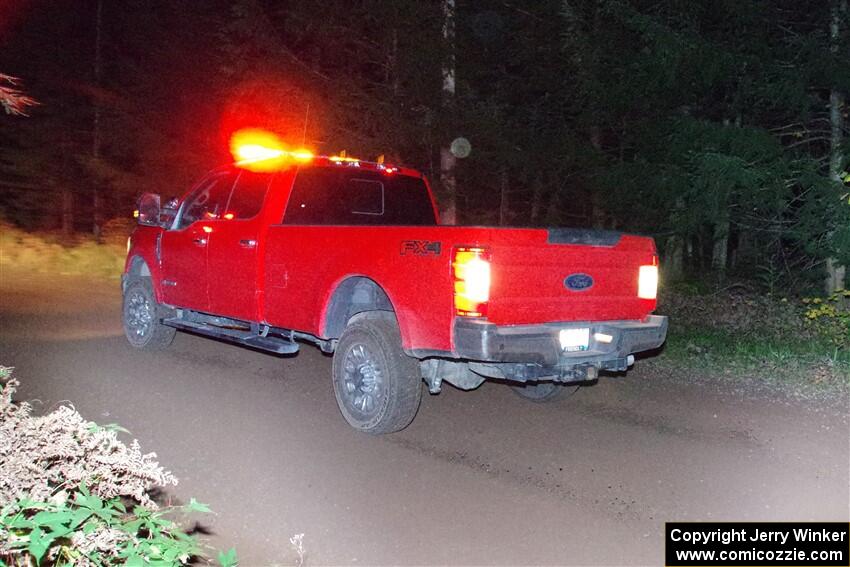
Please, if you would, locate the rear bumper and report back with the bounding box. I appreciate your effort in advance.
[453,315,668,368]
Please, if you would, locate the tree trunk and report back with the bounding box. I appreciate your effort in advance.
[498,169,509,226]
[589,126,604,228]
[439,149,456,225]
[390,28,399,96]
[664,236,684,280]
[825,258,845,292]
[663,196,686,280]
[438,0,457,225]
[61,187,74,238]
[545,183,561,226]
[712,215,729,276]
[826,0,847,293]
[92,0,104,240]
[687,237,693,263]
[530,177,545,225]
[711,115,741,279]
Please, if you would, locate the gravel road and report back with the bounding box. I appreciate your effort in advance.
[1,270,847,565]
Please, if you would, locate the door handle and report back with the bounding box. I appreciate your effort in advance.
[239,239,257,249]
[192,237,208,247]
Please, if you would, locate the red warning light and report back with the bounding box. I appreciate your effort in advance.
[229,128,313,172]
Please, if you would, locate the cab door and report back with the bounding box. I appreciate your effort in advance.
[206,170,273,321]
[159,170,236,311]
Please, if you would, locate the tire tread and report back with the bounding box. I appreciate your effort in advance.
[333,311,422,434]
[123,279,176,351]
[511,381,579,403]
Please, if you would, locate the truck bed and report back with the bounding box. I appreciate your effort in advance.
[261,224,658,354]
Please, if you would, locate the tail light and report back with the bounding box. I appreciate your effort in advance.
[452,247,491,317]
[638,265,659,300]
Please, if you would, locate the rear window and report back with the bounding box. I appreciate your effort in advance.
[283,167,436,225]
[348,179,384,216]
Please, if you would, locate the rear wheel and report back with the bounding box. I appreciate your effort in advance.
[511,381,580,403]
[122,279,176,350]
[332,311,422,434]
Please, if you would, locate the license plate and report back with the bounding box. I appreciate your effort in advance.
[559,328,590,351]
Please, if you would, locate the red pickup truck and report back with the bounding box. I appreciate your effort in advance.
[123,153,667,433]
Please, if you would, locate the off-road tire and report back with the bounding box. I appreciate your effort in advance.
[122,278,176,350]
[332,311,422,434]
[511,381,580,403]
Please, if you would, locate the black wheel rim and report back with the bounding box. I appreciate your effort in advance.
[340,342,385,420]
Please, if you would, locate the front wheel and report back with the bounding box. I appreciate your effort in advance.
[122,279,176,350]
[332,311,422,434]
[511,381,580,403]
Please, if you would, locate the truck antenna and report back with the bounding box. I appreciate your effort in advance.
[301,103,310,146]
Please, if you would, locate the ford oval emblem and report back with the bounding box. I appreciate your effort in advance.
[564,273,594,291]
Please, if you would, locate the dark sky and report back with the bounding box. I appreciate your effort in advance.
[1,1,238,225]
[2,1,96,104]
[1,1,226,118]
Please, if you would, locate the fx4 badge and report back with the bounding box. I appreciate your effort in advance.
[400,240,442,256]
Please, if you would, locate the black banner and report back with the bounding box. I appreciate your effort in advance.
[666,522,849,566]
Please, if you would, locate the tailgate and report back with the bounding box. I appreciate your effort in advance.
[486,228,657,325]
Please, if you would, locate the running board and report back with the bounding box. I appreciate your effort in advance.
[163,318,300,354]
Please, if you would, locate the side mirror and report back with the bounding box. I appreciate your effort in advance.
[137,193,162,227]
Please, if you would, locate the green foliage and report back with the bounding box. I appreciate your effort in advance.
[218,547,239,567]
[0,367,238,566]
[565,0,849,287]
[802,291,850,347]
[662,284,848,350]
[658,287,849,391]
[0,487,218,566]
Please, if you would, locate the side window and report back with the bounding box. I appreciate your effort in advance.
[176,172,236,230]
[227,171,272,220]
[282,168,339,224]
[348,179,384,216]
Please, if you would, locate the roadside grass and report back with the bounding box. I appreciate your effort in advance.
[0,222,128,279]
[653,287,849,399]
[664,327,849,368]
[664,328,850,374]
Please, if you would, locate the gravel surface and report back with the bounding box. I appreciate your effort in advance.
[1,269,848,565]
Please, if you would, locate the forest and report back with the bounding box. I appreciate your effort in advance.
[1,0,848,294]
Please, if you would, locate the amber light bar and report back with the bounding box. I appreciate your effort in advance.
[453,247,491,317]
